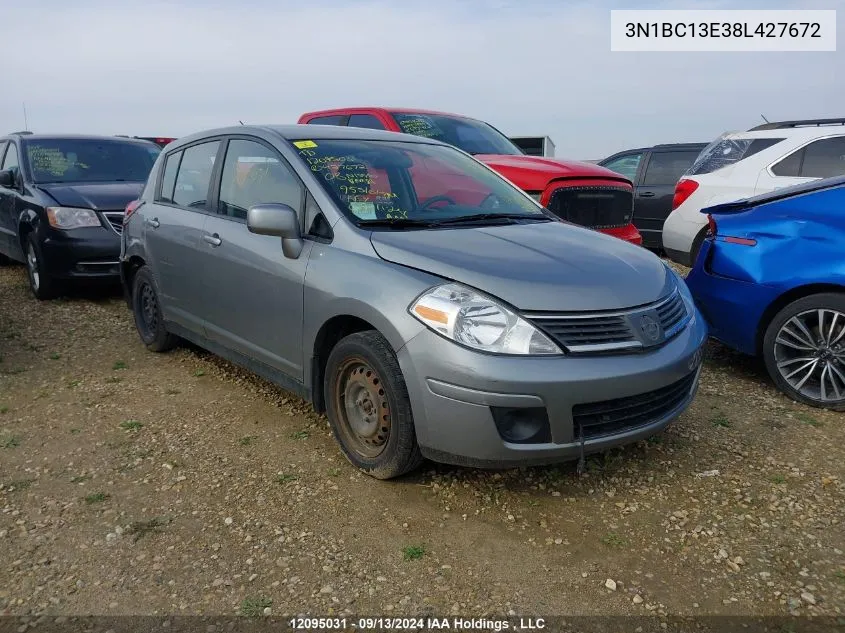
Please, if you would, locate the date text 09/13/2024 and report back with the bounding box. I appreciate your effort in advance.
[288,617,547,631]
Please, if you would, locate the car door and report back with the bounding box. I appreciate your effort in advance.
[142,139,221,336]
[199,136,312,381]
[756,135,845,193]
[0,141,20,258]
[635,149,702,245]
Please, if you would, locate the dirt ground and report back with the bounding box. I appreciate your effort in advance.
[1,262,844,623]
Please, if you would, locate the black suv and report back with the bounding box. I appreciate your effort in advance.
[0,133,160,299]
[599,142,707,249]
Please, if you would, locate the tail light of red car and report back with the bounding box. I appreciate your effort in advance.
[671,179,699,211]
[124,200,142,225]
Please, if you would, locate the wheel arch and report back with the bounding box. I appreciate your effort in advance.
[756,283,845,355]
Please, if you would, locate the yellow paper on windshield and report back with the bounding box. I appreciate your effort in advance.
[293,140,317,149]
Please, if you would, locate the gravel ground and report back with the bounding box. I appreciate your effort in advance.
[0,263,843,622]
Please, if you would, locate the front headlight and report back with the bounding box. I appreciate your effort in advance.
[46,207,102,230]
[409,283,562,355]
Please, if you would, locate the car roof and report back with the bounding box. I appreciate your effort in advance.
[302,107,477,121]
[599,142,708,162]
[2,133,157,145]
[170,124,451,148]
[724,126,845,141]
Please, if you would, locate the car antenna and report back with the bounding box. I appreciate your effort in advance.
[238,120,244,125]
[760,114,770,123]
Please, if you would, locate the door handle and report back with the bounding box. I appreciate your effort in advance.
[639,192,656,198]
[203,233,222,247]
[146,218,160,228]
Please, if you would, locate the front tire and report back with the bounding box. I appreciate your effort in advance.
[763,293,845,411]
[324,331,423,479]
[131,265,177,352]
[25,235,61,300]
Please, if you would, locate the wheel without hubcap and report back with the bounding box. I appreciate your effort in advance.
[323,330,423,479]
[26,242,40,291]
[334,358,391,459]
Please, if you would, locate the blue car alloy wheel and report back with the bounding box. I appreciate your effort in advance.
[763,294,845,411]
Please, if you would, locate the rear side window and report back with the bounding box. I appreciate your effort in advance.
[172,141,220,209]
[158,150,182,202]
[798,137,845,178]
[641,150,701,185]
[687,137,784,175]
[306,115,345,126]
[771,149,802,177]
[347,114,385,130]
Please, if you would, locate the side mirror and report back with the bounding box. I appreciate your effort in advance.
[0,169,14,188]
[247,203,304,259]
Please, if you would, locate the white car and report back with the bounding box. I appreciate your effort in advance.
[662,118,845,266]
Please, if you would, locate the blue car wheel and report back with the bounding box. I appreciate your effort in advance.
[763,293,845,411]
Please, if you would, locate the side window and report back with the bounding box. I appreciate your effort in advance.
[347,114,385,130]
[602,153,643,181]
[157,150,182,203]
[798,137,845,179]
[172,141,219,209]
[642,151,701,186]
[0,142,6,166]
[771,148,803,177]
[218,139,303,221]
[2,143,19,171]
[306,115,345,126]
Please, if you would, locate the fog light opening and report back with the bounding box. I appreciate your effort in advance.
[491,407,551,444]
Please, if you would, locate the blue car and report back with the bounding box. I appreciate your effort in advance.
[686,175,845,411]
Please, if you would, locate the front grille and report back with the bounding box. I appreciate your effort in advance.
[103,212,124,235]
[546,186,632,229]
[531,314,636,350]
[657,291,687,336]
[573,371,697,440]
[526,290,690,354]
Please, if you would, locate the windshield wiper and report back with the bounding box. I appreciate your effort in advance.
[431,213,552,226]
[357,217,439,229]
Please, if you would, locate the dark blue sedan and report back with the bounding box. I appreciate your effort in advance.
[686,175,845,411]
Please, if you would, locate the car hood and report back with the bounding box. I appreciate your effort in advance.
[37,182,145,211]
[369,221,672,312]
[475,154,631,191]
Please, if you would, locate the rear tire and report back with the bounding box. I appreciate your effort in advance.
[25,235,61,300]
[688,227,708,268]
[763,293,845,411]
[131,265,177,352]
[324,330,423,479]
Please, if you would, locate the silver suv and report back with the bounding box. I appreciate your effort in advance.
[121,125,708,479]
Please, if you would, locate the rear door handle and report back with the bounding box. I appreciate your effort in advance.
[203,233,222,247]
[639,192,656,198]
[146,218,160,228]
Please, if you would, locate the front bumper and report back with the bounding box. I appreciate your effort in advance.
[600,223,642,245]
[40,227,121,280]
[397,312,708,468]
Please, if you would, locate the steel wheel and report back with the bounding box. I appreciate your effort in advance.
[773,308,845,404]
[333,357,391,459]
[137,281,159,339]
[26,242,40,291]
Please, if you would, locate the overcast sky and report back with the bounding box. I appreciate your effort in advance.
[3,0,842,158]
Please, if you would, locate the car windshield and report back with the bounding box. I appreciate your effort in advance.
[391,112,524,156]
[686,136,784,176]
[24,139,161,184]
[290,138,549,229]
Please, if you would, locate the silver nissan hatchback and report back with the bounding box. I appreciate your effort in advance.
[121,125,707,479]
